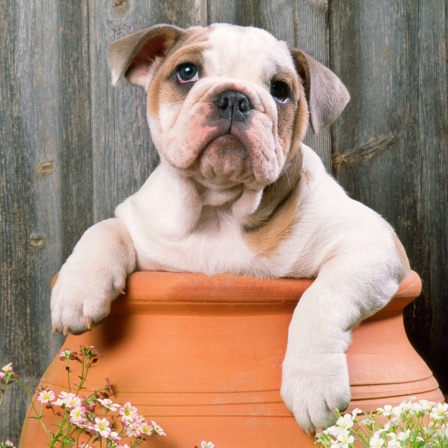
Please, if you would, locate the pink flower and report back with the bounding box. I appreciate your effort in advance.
[1,363,13,373]
[97,398,119,411]
[58,349,78,361]
[37,390,56,404]
[139,419,153,435]
[52,391,81,409]
[119,401,138,423]
[5,441,16,448]
[109,431,121,442]
[151,420,166,436]
[93,417,111,438]
[69,405,87,426]
[124,419,141,437]
[65,394,82,409]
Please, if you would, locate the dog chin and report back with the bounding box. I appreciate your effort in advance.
[199,134,250,180]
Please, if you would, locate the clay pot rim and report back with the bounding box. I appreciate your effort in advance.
[109,270,421,316]
[51,270,421,318]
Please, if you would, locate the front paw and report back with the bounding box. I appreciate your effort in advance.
[51,263,127,335]
[281,352,351,434]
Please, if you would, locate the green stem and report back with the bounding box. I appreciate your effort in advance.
[16,379,51,438]
[0,390,5,408]
[76,357,91,393]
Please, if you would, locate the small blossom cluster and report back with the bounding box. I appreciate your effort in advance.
[0,441,16,448]
[316,398,448,448]
[1,346,166,448]
[36,387,166,444]
[1,363,19,448]
[0,363,17,389]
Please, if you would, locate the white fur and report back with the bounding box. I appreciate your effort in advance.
[51,25,409,434]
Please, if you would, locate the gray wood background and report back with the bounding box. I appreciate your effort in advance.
[1,0,447,441]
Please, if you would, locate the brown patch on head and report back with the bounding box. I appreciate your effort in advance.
[107,24,185,87]
[146,34,211,119]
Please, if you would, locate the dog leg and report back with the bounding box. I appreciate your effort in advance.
[281,254,405,433]
[51,218,136,334]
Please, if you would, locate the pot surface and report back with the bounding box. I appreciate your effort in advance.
[20,271,443,447]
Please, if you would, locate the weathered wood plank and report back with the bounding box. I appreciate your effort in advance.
[406,0,448,391]
[330,0,448,392]
[0,0,91,441]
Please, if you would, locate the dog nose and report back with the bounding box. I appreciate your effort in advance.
[216,90,252,122]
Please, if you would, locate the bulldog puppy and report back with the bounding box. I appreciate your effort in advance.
[51,24,410,433]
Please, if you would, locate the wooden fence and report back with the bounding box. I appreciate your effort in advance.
[1,0,447,441]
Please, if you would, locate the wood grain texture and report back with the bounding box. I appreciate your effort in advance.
[0,1,89,440]
[330,0,448,391]
[0,0,446,442]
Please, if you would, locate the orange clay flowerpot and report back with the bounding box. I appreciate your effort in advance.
[20,270,443,447]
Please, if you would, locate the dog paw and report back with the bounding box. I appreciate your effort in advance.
[281,352,351,433]
[50,261,127,335]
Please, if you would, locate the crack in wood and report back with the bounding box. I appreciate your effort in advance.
[332,133,397,174]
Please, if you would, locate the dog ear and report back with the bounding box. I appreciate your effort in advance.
[291,49,350,134]
[107,24,184,88]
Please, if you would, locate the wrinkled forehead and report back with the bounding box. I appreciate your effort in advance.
[202,25,296,81]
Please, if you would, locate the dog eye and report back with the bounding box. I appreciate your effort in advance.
[270,81,289,103]
[176,63,199,84]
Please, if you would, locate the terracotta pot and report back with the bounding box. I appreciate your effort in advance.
[20,270,443,447]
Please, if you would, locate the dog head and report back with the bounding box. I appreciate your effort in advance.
[108,24,349,195]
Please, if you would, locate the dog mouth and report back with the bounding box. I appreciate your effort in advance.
[191,133,254,185]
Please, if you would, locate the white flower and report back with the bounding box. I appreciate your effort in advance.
[336,429,355,448]
[397,429,410,441]
[369,431,385,447]
[336,413,354,430]
[377,404,394,417]
[386,433,400,447]
[378,421,391,433]
[430,402,448,420]
[201,443,215,448]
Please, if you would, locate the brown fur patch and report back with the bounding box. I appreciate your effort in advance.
[243,85,309,256]
[146,30,212,118]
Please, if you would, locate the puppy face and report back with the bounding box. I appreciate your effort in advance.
[108,24,348,194]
